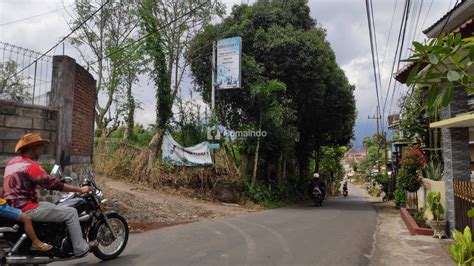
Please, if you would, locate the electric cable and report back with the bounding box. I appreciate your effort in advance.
[11,0,111,78]
[0,4,74,26]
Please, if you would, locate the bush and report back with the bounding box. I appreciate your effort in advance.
[369,187,382,197]
[394,188,406,207]
[398,146,425,192]
[398,169,422,192]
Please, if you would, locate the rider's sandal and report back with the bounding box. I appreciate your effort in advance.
[31,242,53,252]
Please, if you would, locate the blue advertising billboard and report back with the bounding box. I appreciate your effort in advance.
[216,37,242,89]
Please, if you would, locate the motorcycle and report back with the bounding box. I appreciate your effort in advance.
[312,187,324,207]
[0,165,129,265]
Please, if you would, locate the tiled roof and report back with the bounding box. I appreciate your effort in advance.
[422,0,468,34]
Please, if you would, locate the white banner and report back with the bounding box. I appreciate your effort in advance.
[161,132,213,166]
[216,36,242,89]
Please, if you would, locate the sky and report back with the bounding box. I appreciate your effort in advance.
[0,0,455,147]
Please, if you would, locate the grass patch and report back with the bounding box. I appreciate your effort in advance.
[261,200,288,209]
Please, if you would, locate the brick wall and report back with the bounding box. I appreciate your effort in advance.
[0,100,58,182]
[71,64,96,156]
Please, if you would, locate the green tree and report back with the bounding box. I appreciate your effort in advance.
[0,60,31,103]
[69,0,142,137]
[139,0,224,172]
[186,0,355,186]
[406,33,474,108]
[249,79,286,186]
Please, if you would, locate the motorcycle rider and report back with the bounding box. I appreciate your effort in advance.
[311,173,326,199]
[2,133,97,257]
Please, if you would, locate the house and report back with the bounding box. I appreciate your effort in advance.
[344,149,367,164]
[395,0,474,233]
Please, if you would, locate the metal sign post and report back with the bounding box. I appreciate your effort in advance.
[211,41,216,115]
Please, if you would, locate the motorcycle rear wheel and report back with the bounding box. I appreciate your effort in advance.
[90,213,129,261]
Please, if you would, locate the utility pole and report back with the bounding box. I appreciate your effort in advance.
[368,106,382,173]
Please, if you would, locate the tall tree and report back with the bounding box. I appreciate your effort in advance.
[187,0,356,184]
[249,79,286,186]
[69,0,141,136]
[139,0,224,172]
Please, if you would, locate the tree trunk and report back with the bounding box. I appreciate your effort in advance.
[251,133,261,186]
[266,162,271,183]
[282,157,287,183]
[276,154,283,186]
[124,79,135,140]
[314,145,321,173]
[147,128,165,174]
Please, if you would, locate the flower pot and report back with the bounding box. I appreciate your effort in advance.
[428,219,447,239]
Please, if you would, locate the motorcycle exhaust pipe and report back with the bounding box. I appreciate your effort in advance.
[6,256,53,264]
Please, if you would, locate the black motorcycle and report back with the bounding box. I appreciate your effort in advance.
[0,165,129,265]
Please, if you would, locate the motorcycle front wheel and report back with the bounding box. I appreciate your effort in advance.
[90,213,129,261]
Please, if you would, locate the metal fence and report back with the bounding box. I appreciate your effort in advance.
[453,179,474,231]
[0,41,53,107]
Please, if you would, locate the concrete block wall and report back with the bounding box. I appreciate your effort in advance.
[0,100,58,183]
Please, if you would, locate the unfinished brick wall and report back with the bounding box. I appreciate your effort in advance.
[71,65,96,157]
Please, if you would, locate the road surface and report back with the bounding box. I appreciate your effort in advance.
[59,183,378,265]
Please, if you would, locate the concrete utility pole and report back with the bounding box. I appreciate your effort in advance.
[368,107,382,173]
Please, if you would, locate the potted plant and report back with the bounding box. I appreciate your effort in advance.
[427,191,447,239]
[422,160,443,181]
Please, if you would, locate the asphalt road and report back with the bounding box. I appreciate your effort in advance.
[59,183,378,266]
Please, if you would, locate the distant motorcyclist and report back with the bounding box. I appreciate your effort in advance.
[343,181,348,191]
[311,173,326,199]
[342,180,348,197]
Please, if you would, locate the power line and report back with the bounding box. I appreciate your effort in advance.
[365,0,382,128]
[381,0,398,68]
[0,5,74,27]
[383,0,410,117]
[410,0,424,46]
[369,0,385,129]
[417,0,434,41]
[393,0,411,111]
[439,0,459,37]
[11,0,111,78]
[87,1,210,66]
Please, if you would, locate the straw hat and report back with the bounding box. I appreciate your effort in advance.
[15,133,51,153]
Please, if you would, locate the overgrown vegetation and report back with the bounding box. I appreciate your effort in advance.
[83,0,356,207]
